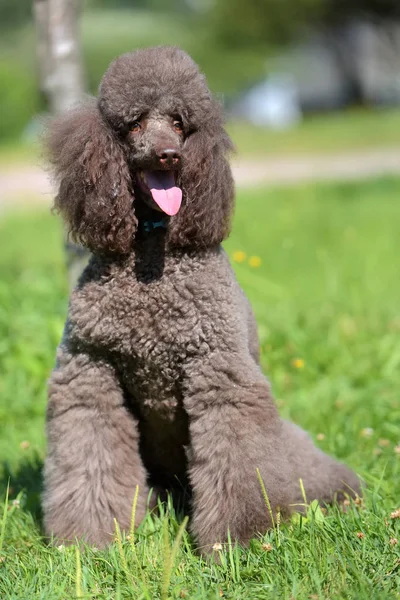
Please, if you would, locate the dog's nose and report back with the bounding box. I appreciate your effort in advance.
[158,148,181,167]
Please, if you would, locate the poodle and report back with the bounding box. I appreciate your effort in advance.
[43,46,360,553]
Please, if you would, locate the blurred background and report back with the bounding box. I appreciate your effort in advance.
[2,0,400,202]
[0,0,400,547]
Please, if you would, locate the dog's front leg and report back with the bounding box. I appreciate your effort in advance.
[43,346,149,547]
[183,352,293,554]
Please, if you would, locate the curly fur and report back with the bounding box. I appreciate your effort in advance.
[43,46,361,553]
[46,47,233,253]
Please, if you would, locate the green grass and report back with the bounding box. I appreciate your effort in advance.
[0,140,40,167]
[1,178,400,598]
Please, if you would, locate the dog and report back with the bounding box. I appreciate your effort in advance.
[43,46,361,553]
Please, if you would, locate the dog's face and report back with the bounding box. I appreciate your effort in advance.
[48,47,234,254]
[98,47,215,219]
[125,110,185,216]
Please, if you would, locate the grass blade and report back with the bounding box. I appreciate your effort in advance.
[0,482,10,557]
[114,518,132,583]
[256,468,275,528]
[75,546,83,599]
[161,516,188,600]
[129,484,140,548]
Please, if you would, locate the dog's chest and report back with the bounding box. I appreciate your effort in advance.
[69,249,233,383]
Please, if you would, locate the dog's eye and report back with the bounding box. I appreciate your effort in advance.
[131,121,141,133]
[173,120,183,133]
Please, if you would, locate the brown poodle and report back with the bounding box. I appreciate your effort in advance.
[43,46,360,553]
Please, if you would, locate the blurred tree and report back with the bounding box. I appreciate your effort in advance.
[33,0,85,114]
[324,0,400,23]
[85,0,188,9]
[322,0,400,104]
[33,0,88,287]
[211,0,400,51]
[210,0,400,105]
[210,0,322,50]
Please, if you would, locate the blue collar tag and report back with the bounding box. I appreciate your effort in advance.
[143,218,168,233]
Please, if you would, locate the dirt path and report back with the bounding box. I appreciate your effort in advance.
[233,147,400,186]
[1,147,400,210]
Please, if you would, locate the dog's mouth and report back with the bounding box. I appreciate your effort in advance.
[136,170,182,216]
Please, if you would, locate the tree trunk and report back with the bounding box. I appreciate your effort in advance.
[33,0,89,289]
[33,0,85,112]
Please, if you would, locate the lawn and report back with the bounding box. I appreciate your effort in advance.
[0,177,399,599]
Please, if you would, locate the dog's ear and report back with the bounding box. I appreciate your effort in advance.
[45,99,136,254]
[168,121,234,248]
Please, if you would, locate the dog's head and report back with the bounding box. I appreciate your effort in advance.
[46,47,234,254]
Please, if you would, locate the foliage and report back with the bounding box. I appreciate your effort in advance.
[0,177,400,597]
[86,0,188,9]
[80,9,266,96]
[324,0,400,23]
[2,0,400,139]
[0,59,40,141]
[0,10,266,139]
[210,0,400,51]
[210,0,322,50]
[0,0,31,31]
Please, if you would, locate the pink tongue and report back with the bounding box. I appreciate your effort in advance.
[144,171,182,216]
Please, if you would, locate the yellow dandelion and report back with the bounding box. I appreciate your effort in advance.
[232,250,246,263]
[292,358,305,369]
[248,255,262,268]
[20,440,30,450]
[316,433,325,441]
